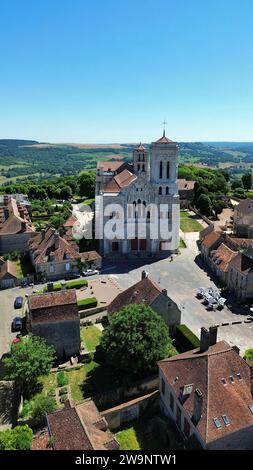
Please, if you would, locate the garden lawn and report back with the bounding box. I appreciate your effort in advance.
[65,362,98,401]
[116,427,141,450]
[80,325,102,351]
[180,211,203,232]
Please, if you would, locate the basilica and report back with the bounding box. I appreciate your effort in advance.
[95,131,180,257]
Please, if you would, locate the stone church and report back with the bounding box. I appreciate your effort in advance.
[95,131,180,257]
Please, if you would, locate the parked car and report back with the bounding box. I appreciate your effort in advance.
[196,287,205,299]
[12,317,23,332]
[14,296,23,309]
[82,269,99,277]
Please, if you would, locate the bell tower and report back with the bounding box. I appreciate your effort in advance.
[133,143,150,181]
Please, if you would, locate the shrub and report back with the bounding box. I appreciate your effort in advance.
[77,297,97,310]
[32,394,56,427]
[0,425,33,450]
[244,349,253,360]
[57,371,68,387]
[66,279,88,289]
[175,324,200,351]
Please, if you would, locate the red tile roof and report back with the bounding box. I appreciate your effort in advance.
[178,179,196,191]
[210,243,238,273]
[63,214,80,228]
[0,258,17,280]
[0,196,34,235]
[29,227,81,264]
[229,251,253,274]
[153,133,175,144]
[104,169,137,193]
[32,430,52,451]
[47,399,119,450]
[201,231,223,249]
[97,161,125,172]
[159,341,253,446]
[108,276,163,315]
[29,290,77,311]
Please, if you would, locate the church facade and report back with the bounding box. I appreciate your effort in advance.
[95,132,180,257]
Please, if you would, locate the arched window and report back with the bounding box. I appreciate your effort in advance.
[147,211,150,219]
[159,161,163,179]
[166,186,169,195]
[143,201,146,206]
[167,162,170,179]
[142,164,145,172]
[138,199,141,204]
[159,187,162,195]
[137,164,140,171]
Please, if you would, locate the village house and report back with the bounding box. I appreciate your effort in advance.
[158,326,253,450]
[0,195,35,253]
[28,227,101,281]
[0,257,18,289]
[209,243,238,285]
[233,198,253,238]
[32,398,119,450]
[227,247,253,303]
[177,179,195,208]
[27,290,80,359]
[107,271,181,333]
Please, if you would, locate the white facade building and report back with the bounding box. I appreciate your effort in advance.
[95,132,180,257]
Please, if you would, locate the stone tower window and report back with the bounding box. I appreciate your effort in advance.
[166,186,169,195]
[159,187,162,195]
[167,162,170,179]
[159,161,163,179]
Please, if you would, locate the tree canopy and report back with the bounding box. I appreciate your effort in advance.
[3,335,55,395]
[98,304,172,376]
[0,425,33,450]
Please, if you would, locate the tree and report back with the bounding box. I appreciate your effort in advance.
[3,335,55,395]
[98,304,172,376]
[32,394,56,426]
[0,425,33,450]
[50,214,65,229]
[243,349,253,360]
[78,171,96,198]
[212,200,226,218]
[231,179,243,190]
[60,185,72,200]
[196,193,212,216]
[242,173,252,191]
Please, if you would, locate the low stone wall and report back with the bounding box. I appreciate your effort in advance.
[79,305,108,318]
[92,374,159,411]
[101,390,159,430]
[189,205,213,226]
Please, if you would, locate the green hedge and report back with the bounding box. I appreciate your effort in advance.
[65,279,88,289]
[77,297,97,311]
[175,324,200,351]
[44,279,88,292]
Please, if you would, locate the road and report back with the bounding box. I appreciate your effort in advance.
[101,232,253,355]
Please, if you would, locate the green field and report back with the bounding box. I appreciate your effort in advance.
[180,211,203,232]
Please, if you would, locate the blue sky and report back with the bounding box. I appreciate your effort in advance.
[0,0,253,142]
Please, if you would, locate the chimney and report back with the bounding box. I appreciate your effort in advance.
[141,270,148,280]
[4,208,9,220]
[3,195,9,206]
[192,389,203,425]
[247,360,253,396]
[21,221,26,232]
[19,208,25,219]
[54,233,60,249]
[209,326,217,347]
[41,229,46,240]
[200,327,209,352]
[162,288,167,296]
[232,345,240,355]
[47,282,54,292]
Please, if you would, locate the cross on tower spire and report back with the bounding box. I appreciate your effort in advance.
[162,119,167,137]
